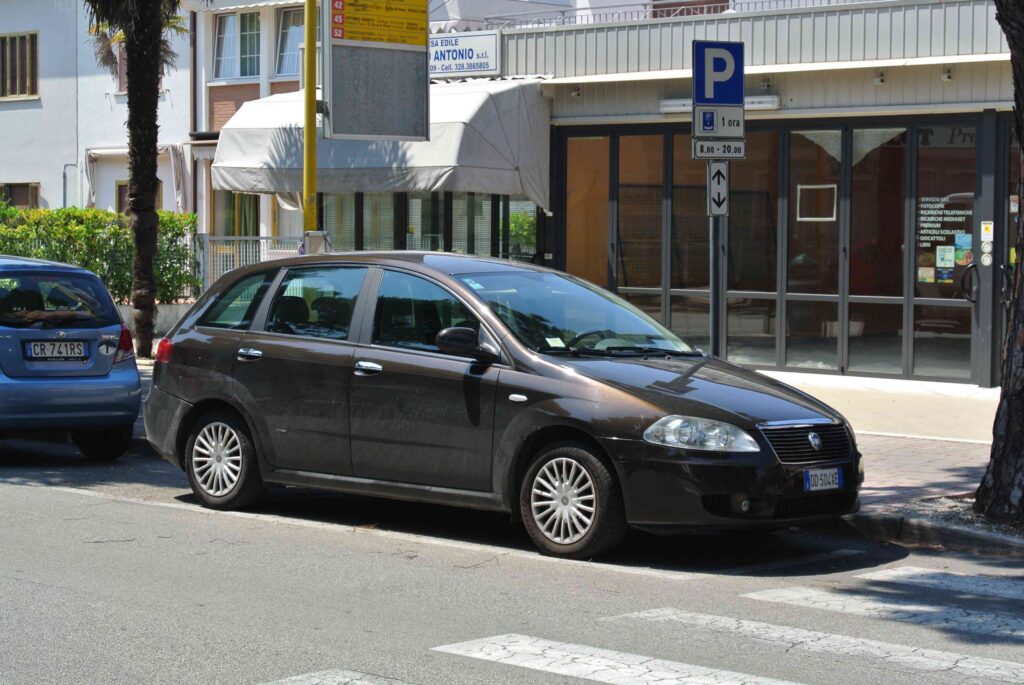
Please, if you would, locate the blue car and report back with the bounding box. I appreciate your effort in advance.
[0,256,142,460]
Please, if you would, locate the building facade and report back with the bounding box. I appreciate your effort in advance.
[0,0,191,213]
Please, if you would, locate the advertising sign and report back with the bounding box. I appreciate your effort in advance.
[430,32,501,78]
[323,0,429,141]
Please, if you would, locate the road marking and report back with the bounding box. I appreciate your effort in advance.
[606,608,1024,683]
[262,670,413,685]
[433,634,803,685]
[5,483,708,584]
[857,566,1024,601]
[744,587,1024,640]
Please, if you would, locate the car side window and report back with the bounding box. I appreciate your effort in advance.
[198,272,274,330]
[265,266,367,340]
[373,271,479,353]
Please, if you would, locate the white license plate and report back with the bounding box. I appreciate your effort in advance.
[27,341,87,360]
[803,467,844,492]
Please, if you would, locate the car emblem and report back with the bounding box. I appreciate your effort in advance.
[56,331,67,338]
[808,432,823,451]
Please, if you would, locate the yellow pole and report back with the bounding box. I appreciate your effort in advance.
[302,0,317,231]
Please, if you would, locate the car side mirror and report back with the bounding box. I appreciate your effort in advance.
[436,327,499,363]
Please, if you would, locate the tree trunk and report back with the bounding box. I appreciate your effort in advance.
[124,2,164,358]
[975,0,1024,522]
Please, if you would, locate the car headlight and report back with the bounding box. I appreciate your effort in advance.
[643,415,760,452]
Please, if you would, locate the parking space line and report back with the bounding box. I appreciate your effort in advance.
[433,634,803,684]
[606,608,1024,683]
[744,587,1024,640]
[856,566,1024,601]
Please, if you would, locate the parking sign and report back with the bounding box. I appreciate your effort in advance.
[693,41,744,106]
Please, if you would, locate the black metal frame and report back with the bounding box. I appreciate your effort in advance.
[553,111,1006,386]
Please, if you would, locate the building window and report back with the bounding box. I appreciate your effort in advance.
[0,183,40,209]
[116,181,163,214]
[0,33,39,99]
[213,190,260,236]
[214,12,260,80]
[276,8,304,76]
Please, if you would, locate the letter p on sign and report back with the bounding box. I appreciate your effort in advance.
[693,41,744,106]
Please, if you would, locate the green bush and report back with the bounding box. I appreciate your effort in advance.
[0,204,199,303]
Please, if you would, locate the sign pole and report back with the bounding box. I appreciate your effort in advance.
[302,0,317,232]
[709,212,723,358]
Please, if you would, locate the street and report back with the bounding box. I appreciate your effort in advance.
[2,427,1023,685]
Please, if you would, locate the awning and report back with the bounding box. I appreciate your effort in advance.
[212,78,552,209]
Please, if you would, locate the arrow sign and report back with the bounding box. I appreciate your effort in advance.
[708,161,729,217]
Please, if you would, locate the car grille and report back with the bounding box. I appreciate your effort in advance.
[761,424,852,464]
[774,492,857,518]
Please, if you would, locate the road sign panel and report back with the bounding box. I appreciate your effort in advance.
[694,105,744,139]
[708,161,729,217]
[692,139,746,160]
[693,41,744,106]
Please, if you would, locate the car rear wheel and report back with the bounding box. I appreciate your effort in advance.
[185,411,264,510]
[519,442,628,559]
[73,426,133,462]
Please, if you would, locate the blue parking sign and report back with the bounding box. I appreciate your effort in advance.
[693,41,744,106]
[701,110,716,133]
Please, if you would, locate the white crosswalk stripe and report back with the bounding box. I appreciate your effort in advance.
[606,608,1024,683]
[856,566,1024,601]
[262,670,410,685]
[743,586,1024,640]
[433,633,804,685]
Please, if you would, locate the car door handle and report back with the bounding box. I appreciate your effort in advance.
[236,347,263,362]
[354,360,383,375]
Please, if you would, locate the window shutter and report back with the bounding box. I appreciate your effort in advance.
[17,34,27,96]
[28,33,37,96]
[0,36,7,98]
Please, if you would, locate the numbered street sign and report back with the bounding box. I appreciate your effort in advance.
[692,139,746,160]
[708,161,729,217]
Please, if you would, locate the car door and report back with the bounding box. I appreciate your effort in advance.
[231,264,370,476]
[349,269,500,491]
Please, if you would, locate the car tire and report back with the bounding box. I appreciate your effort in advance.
[73,426,133,462]
[519,442,628,559]
[184,410,264,510]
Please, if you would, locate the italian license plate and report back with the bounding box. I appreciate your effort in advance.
[803,467,844,492]
[26,341,87,361]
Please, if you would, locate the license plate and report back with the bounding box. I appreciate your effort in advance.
[26,341,87,361]
[803,467,844,492]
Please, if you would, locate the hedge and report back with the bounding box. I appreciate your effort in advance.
[0,204,200,303]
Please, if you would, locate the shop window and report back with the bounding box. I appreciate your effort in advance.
[407,192,444,251]
[363,192,394,250]
[215,12,260,79]
[617,135,663,290]
[848,302,903,375]
[851,129,907,298]
[728,131,779,292]
[786,301,838,370]
[0,183,40,209]
[323,193,356,250]
[274,196,304,237]
[276,8,304,76]
[0,33,39,99]
[116,181,163,214]
[565,137,610,286]
[213,190,260,236]
[508,199,537,261]
[788,131,842,295]
[672,133,708,290]
[727,297,776,366]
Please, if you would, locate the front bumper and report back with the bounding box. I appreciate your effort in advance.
[144,384,193,468]
[603,437,863,532]
[0,364,141,430]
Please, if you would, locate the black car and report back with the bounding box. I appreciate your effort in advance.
[145,253,862,559]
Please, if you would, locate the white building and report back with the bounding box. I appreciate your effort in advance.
[0,0,191,213]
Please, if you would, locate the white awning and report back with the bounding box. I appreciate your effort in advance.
[183,0,298,12]
[212,78,551,209]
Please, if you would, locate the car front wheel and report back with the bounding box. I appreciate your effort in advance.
[185,411,264,510]
[519,442,628,559]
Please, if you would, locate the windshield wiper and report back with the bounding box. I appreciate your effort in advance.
[603,346,705,358]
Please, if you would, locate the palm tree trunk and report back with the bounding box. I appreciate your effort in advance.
[975,0,1024,521]
[124,1,164,358]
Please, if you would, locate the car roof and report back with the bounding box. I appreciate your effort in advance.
[228,251,557,279]
[0,255,92,273]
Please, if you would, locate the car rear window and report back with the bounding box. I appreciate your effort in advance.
[0,271,119,330]
[198,271,275,330]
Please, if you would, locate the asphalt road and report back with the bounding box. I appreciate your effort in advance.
[2,424,1024,685]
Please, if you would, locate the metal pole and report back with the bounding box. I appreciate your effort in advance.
[709,214,723,357]
[302,0,317,232]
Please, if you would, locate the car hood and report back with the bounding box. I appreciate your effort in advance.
[558,355,841,428]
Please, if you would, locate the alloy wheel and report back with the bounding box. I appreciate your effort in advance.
[191,422,243,497]
[530,457,597,544]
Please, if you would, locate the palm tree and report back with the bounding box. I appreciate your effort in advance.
[976,0,1024,522]
[82,0,185,357]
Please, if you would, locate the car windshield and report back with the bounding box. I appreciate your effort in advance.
[0,271,119,329]
[456,270,695,356]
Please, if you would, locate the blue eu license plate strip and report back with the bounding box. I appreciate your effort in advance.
[803,467,844,492]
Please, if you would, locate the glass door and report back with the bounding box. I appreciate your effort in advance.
[616,134,665,320]
[670,133,710,349]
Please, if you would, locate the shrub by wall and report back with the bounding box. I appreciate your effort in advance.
[0,204,199,303]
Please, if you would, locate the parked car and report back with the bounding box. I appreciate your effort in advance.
[146,253,862,559]
[0,256,141,460]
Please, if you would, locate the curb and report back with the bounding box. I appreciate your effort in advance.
[842,512,1024,557]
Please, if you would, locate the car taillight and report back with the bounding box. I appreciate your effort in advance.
[114,324,135,364]
[154,338,174,364]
